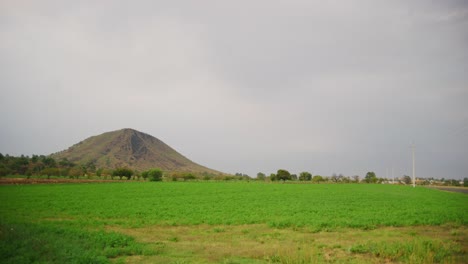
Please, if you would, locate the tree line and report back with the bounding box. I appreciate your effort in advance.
[0,153,165,181]
[254,169,468,186]
[1,153,466,186]
[0,153,228,181]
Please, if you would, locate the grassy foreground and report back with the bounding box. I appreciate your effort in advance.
[0,182,467,263]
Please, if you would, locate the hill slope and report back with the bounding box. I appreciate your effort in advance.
[51,128,221,174]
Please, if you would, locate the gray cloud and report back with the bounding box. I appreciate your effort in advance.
[1,0,467,179]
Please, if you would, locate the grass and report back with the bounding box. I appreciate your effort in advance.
[110,223,466,263]
[0,182,467,263]
[0,221,152,264]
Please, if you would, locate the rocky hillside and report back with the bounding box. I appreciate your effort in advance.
[51,128,221,174]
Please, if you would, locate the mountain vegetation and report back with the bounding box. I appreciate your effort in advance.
[50,128,221,174]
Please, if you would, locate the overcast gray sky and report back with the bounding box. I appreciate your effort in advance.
[1,1,467,179]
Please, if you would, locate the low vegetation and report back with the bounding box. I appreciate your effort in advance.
[2,154,467,186]
[0,182,466,263]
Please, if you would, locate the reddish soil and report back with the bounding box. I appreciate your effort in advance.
[428,186,468,194]
[0,178,121,185]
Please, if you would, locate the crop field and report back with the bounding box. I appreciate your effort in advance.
[1,182,467,263]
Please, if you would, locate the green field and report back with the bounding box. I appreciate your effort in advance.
[1,182,467,263]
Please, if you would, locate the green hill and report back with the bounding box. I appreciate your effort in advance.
[51,128,221,174]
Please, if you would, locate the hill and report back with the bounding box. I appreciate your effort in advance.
[51,128,221,174]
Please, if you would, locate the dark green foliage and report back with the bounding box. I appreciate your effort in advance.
[364,172,378,183]
[58,158,74,167]
[299,171,312,181]
[112,168,133,180]
[182,173,196,181]
[445,179,461,186]
[146,168,163,181]
[256,172,266,181]
[234,173,249,178]
[41,156,57,168]
[270,173,277,181]
[0,154,84,178]
[464,178,468,187]
[0,164,11,177]
[276,169,291,182]
[84,161,97,173]
[0,221,145,264]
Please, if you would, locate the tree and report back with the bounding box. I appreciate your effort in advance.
[352,175,360,183]
[364,172,378,183]
[312,175,324,183]
[257,172,266,181]
[84,161,96,173]
[141,171,149,180]
[464,178,468,187]
[182,173,196,181]
[101,169,112,179]
[402,175,412,184]
[69,166,84,179]
[40,168,60,179]
[41,157,57,168]
[96,168,103,177]
[270,173,277,181]
[445,179,460,186]
[299,172,312,181]
[147,168,163,182]
[242,174,251,181]
[112,168,133,180]
[59,158,74,168]
[276,169,291,182]
[331,173,339,183]
[0,164,10,177]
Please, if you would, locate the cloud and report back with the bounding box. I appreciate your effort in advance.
[0,0,467,178]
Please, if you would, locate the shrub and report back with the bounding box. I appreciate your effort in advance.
[147,168,163,182]
[141,171,149,180]
[112,168,133,180]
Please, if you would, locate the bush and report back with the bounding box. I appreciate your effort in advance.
[182,173,196,181]
[312,175,324,183]
[299,172,312,181]
[141,171,149,180]
[147,168,163,182]
[112,168,133,180]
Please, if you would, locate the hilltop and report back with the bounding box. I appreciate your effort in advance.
[51,128,221,174]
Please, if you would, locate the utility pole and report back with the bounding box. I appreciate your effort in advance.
[410,143,416,188]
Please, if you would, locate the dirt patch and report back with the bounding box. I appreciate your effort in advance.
[107,224,468,264]
[428,186,468,194]
[0,178,121,185]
